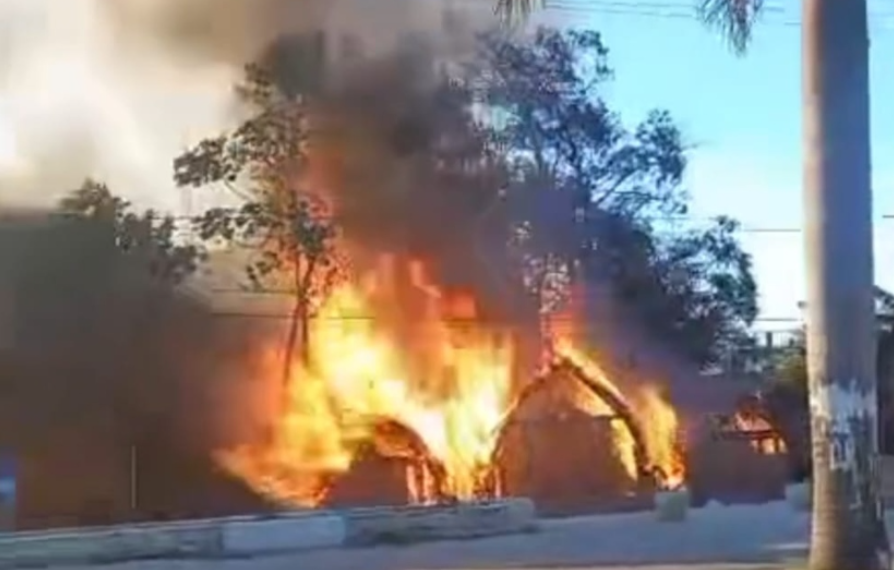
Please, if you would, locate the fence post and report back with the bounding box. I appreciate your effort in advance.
[129,444,138,515]
[0,451,16,532]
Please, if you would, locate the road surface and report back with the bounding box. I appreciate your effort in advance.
[59,502,821,569]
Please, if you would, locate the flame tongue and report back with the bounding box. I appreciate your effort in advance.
[218,259,515,505]
[548,341,686,491]
[217,258,686,506]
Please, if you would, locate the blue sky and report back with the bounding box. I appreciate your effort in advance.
[568,3,894,332]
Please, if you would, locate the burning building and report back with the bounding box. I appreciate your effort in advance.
[0,212,789,527]
[199,251,689,515]
[176,19,781,517]
[0,6,795,529]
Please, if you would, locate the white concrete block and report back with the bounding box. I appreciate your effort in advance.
[785,481,812,512]
[654,488,690,522]
[0,521,223,567]
[221,514,346,555]
[344,498,538,545]
[0,532,99,567]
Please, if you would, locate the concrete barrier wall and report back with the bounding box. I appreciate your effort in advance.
[0,498,536,568]
[344,498,537,545]
[221,513,346,555]
[0,519,225,568]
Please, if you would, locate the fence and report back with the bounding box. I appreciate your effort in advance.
[0,410,798,531]
[686,417,791,506]
[4,436,284,532]
[0,415,622,530]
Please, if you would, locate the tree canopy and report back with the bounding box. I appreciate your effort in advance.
[11,179,204,348]
[58,179,203,286]
[2,180,208,442]
[173,26,757,369]
[471,28,757,365]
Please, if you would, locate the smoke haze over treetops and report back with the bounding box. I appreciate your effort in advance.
[0,0,495,211]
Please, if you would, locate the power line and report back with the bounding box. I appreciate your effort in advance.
[199,307,802,323]
[199,286,807,323]
[553,0,785,11]
[169,214,894,236]
[549,0,792,21]
[543,0,894,30]
[197,286,808,322]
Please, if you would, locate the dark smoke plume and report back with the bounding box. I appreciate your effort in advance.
[262,32,527,324]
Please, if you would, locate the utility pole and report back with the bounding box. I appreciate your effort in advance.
[802,0,890,565]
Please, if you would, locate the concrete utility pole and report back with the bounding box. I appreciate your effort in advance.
[802,0,890,566]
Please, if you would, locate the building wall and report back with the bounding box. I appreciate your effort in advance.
[0,212,52,350]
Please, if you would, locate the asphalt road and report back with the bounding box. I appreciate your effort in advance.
[59,502,816,570]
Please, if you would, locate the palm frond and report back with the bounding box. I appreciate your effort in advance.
[698,0,764,55]
[494,0,547,21]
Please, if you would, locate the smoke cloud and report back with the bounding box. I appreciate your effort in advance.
[0,0,496,211]
[103,0,480,65]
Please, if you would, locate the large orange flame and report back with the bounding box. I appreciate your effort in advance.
[552,340,686,489]
[216,257,686,506]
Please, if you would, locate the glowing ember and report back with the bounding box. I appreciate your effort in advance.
[731,405,788,456]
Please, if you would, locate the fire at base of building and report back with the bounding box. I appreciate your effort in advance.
[277,354,680,513]
[206,255,784,517]
[0,221,792,530]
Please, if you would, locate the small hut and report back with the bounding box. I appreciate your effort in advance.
[492,369,645,516]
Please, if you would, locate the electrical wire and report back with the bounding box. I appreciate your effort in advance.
[540,0,894,31]
[196,306,804,324]
[167,214,894,235]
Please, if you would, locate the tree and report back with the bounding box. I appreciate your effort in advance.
[55,179,207,415]
[14,179,203,350]
[472,28,756,367]
[173,62,340,391]
[59,179,203,287]
[4,182,274,523]
[176,31,516,390]
[6,180,205,453]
